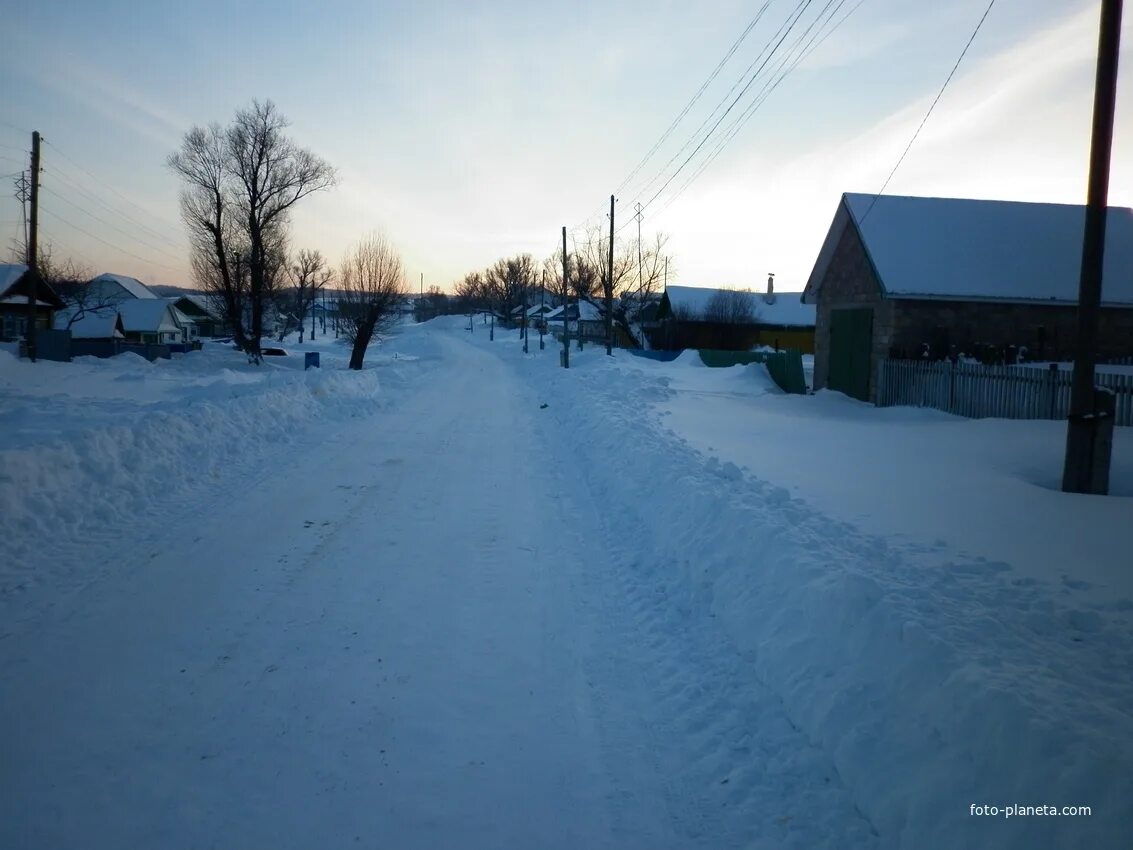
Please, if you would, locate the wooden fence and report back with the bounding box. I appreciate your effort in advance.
[877,359,1133,426]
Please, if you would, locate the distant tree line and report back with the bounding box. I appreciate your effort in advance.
[434,227,672,353]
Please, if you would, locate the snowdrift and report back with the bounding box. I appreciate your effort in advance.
[520,349,1131,850]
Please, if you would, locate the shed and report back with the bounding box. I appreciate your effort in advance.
[803,193,1133,402]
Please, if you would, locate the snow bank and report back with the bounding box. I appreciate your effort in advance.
[502,342,1132,849]
[0,342,398,616]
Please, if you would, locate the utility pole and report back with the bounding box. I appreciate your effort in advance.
[522,276,529,353]
[561,226,569,368]
[635,201,644,295]
[1062,0,1123,495]
[25,131,41,362]
[539,269,545,350]
[606,194,615,356]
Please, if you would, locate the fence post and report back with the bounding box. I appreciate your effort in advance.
[1047,363,1059,420]
[948,360,956,412]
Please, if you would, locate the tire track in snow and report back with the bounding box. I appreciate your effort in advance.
[522,346,878,849]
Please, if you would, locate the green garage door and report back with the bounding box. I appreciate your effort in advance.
[828,308,873,401]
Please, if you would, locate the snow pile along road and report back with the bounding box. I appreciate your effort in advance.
[0,341,408,623]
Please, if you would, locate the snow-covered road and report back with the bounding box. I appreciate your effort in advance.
[1,326,875,849]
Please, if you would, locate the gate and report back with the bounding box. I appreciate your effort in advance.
[828,308,873,401]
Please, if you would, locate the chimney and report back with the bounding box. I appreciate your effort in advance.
[765,272,776,305]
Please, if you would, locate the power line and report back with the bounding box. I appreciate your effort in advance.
[859,0,997,223]
[655,0,862,219]
[635,0,817,220]
[43,138,182,232]
[614,1,772,199]
[45,165,184,251]
[570,2,779,235]
[622,0,813,217]
[39,207,184,275]
[40,185,185,264]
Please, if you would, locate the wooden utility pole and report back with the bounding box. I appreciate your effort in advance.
[561,226,569,368]
[539,269,545,350]
[606,194,615,356]
[1062,0,1123,495]
[25,131,41,362]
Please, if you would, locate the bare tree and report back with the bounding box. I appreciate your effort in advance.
[168,123,247,349]
[575,224,633,353]
[484,254,536,323]
[453,271,488,314]
[169,101,335,361]
[542,249,572,304]
[36,249,106,328]
[623,231,669,346]
[453,269,484,312]
[339,232,406,370]
[703,288,759,324]
[414,285,449,322]
[573,225,669,350]
[227,100,335,360]
[278,249,331,342]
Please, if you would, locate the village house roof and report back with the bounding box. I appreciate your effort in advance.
[544,299,603,322]
[662,285,815,327]
[166,294,216,319]
[90,272,161,300]
[804,193,1133,306]
[0,263,66,309]
[54,309,126,339]
[117,299,182,334]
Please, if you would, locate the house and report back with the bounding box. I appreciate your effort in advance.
[803,192,1133,402]
[526,302,556,331]
[649,282,815,352]
[545,299,599,331]
[86,272,161,303]
[167,294,224,337]
[117,299,184,344]
[0,264,66,341]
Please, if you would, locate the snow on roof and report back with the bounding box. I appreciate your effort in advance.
[91,272,160,300]
[0,263,29,293]
[806,193,1133,305]
[665,285,815,326]
[117,299,180,333]
[0,296,57,307]
[166,295,213,317]
[55,309,125,339]
[526,303,554,317]
[544,300,603,321]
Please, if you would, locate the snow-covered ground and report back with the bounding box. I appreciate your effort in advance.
[2,317,1130,848]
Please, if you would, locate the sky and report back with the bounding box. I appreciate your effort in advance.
[1,0,1131,294]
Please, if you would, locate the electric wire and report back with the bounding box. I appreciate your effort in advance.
[39,206,183,275]
[858,0,997,224]
[40,185,185,265]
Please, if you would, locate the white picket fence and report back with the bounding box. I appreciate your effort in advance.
[877,359,1133,426]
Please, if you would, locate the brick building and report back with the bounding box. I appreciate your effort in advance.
[802,193,1133,401]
